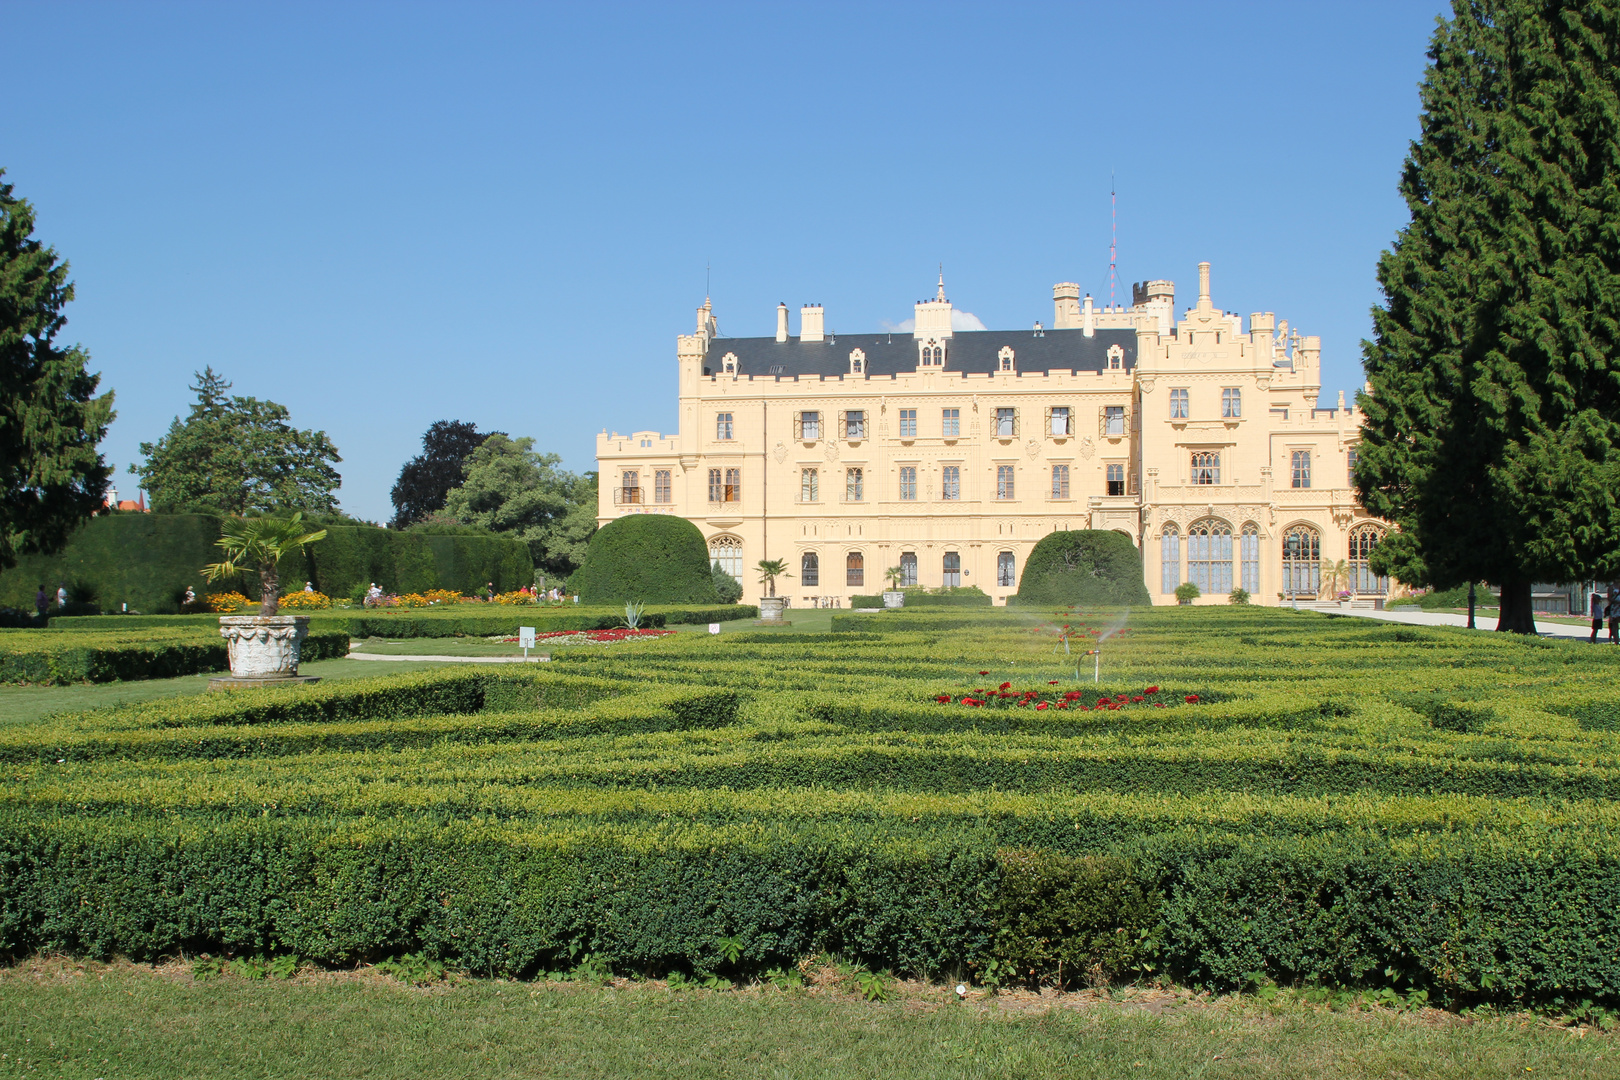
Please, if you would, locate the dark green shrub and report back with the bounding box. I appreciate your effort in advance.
[850,595,884,608]
[990,849,1157,989]
[711,563,743,604]
[901,586,992,608]
[1015,530,1150,606]
[569,517,720,604]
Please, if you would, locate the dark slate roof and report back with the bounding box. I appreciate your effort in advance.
[700,327,1137,378]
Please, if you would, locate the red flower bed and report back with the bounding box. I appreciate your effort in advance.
[930,678,1205,712]
[503,628,676,645]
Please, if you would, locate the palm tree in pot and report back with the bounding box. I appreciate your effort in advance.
[756,558,791,598]
[203,514,328,680]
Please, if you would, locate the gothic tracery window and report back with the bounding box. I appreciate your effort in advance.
[1240,523,1260,593]
[709,536,742,580]
[1187,519,1233,596]
[1349,524,1388,595]
[1160,524,1181,593]
[1282,524,1321,598]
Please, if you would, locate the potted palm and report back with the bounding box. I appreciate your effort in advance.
[882,566,906,608]
[202,513,328,687]
[755,558,792,623]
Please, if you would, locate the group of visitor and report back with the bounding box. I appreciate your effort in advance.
[33,583,68,618]
[1590,587,1620,643]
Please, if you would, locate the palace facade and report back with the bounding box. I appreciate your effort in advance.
[596,265,1389,607]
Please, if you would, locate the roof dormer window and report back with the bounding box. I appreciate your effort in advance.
[721,351,739,376]
[1107,344,1124,371]
[849,348,865,375]
[998,346,1015,373]
[917,339,945,368]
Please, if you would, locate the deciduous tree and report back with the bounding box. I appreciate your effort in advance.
[0,169,115,571]
[442,435,596,576]
[136,368,341,516]
[389,420,494,529]
[1358,0,1620,633]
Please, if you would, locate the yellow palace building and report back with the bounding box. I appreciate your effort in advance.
[596,265,1389,608]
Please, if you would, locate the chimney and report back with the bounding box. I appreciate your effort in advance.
[776,302,789,342]
[800,304,824,343]
[1052,282,1081,329]
[1197,262,1211,307]
[1082,293,1095,338]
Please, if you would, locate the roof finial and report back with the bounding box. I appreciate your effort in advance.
[936,263,946,301]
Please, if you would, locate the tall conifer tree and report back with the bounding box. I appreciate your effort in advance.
[1358,1,1620,632]
[0,169,114,571]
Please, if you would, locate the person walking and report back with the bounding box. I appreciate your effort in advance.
[1591,589,1605,642]
[55,583,67,609]
[1608,587,1619,644]
[34,584,48,620]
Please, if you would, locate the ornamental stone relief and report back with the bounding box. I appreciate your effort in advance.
[1025,439,1041,460]
[824,441,839,462]
[1078,437,1095,459]
[773,442,787,463]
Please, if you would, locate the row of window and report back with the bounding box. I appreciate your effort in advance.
[1185,450,1335,488]
[714,407,1127,442]
[709,537,1018,591]
[1169,387,1243,419]
[793,463,1130,502]
[1159,522,1387,596]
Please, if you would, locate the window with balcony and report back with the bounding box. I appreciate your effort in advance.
[942,551,962,587]
[941,465,961,500]
[800,468,819,502]
[1291,450,1311,488]
[1191,452,1220,485]
[1051,464,1070,499]
[996,465,1015,500]
[796,411,820,440]
[899,551,918,587]
[899,409,917,439]
[716,412,733,440]
[843,410,865,439]
[1049,406,1071,436]
[1222,387,1242,418]
[1169,389,1189,419]
[994,408,1017,438]
[620,469,640,504]
[1106,463,1125,496]
[942,408,960,439]
[654,469,671,503]
[1104,406,1125,436]
[899,466,917,501]
[845,467,863,501]
[997,551,1016,587]
[846,550,864,587]
[801,551,819,588]
[708,468,741,503]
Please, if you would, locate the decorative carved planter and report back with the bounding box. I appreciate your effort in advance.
[757,597,789,622]
[883,591,905,609]
[215,615,316,687]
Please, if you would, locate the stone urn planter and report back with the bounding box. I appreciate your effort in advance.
[882,591,905,609]
[211,615,320,690]
[756,597,790,625]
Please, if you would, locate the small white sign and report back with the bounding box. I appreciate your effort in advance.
[519,626,536,649]
[708,623,721,635]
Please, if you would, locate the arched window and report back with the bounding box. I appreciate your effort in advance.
[709,536,742,581]
[846,550,864,588]
[1240,523,1260,593]
[1282,525,1320,598]
[899,551,918,587]
[1187,519,1233,596]
[1160,525,1180,593]
[1191,451,1220,485]
[801,551,819,588]
[1349,524,1387,595]
[942,551,962,587]
[997,551,1016,587]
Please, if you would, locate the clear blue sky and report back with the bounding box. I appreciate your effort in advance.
[2,1,1450,523]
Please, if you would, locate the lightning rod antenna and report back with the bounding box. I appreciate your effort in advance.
[1108,172,1118,309]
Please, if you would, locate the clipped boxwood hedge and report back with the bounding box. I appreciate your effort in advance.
[50,605,755,639]
[0,628,349,685]
[1015,530,1150,606]
[568,516,721,604]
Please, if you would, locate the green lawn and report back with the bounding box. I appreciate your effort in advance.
[0,961,1610,1080]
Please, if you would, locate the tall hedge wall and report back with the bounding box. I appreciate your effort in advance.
[1016,530,1150,606]
[568,516,721,604]
[0,514,532,614]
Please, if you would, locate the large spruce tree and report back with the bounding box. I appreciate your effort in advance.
[1358,1,1620,633]
[0,169,115,571]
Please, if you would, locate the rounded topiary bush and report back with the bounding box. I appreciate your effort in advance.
[1015,530,1150,606]
[568,516,722,604]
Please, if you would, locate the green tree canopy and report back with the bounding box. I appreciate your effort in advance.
[136,368,341,516]
[0,169,114,571]
[441,435,597,576]
[1357,0,1620,633]
[389,419,495,529]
